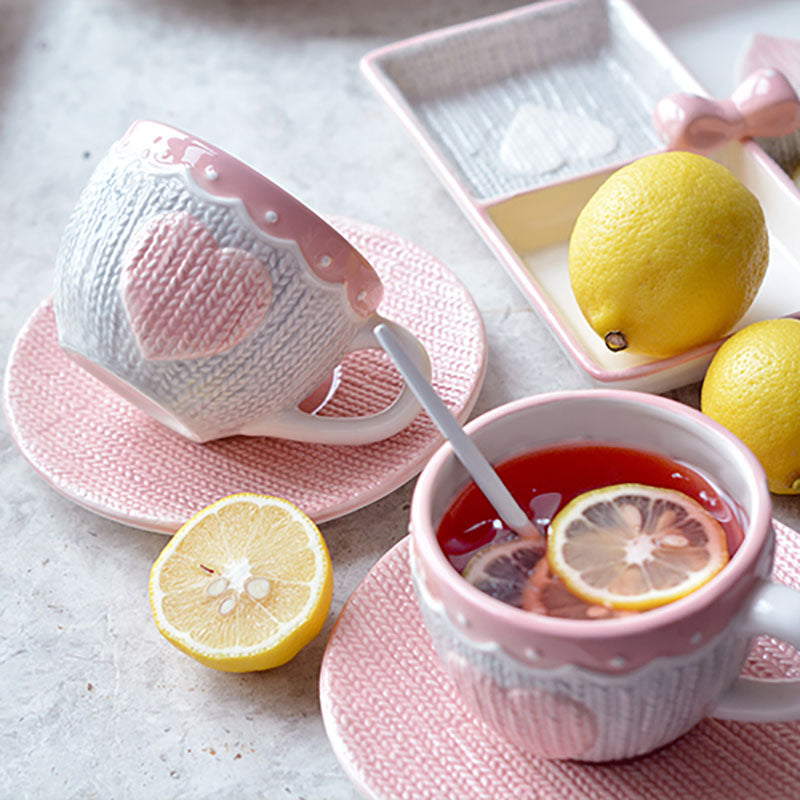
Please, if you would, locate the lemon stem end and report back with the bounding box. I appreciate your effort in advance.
[604,331,628,352]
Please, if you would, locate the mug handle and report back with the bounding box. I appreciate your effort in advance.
[711,579,800,722]
[238,315,430,445]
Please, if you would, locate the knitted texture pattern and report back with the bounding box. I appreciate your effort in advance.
[54,155,359,439]
[320,523,800,800]
[6,217,486,531]
[422,595,747,761]
[120,211,273,361]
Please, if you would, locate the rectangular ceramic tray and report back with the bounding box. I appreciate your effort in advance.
[361,0,800,392]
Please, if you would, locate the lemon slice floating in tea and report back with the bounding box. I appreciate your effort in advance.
[462,536,629,619]
[149,493,333,672]
[462,538,543,608]
[547,484,729,611]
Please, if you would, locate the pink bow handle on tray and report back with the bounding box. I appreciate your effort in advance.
[654,67,800,154]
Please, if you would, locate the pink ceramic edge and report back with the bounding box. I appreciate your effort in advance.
[359,56,505,270]
[318,538,415,799]
[2,301,175,533]
[116,120,383,318]
[410,389,773,643]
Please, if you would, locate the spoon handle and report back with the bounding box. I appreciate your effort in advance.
[375,323,543,544]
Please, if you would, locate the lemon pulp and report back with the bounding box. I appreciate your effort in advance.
[547,484,729,611]
[149,493,333,672]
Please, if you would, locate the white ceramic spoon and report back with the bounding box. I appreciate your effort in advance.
[375,323,544,544]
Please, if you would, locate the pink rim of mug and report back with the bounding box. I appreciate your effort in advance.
[410,389,774,642]
[116,119,384,318]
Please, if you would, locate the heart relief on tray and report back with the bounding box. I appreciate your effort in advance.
[53,120,431,446]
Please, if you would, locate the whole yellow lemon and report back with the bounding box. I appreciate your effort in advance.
[701,318,800,494]
[568,152,768,357]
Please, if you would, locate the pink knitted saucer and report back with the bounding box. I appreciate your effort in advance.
[4,217,486,533]
[320,521,800,800]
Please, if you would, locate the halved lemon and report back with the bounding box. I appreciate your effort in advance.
[547,484,729,611]
[149,493,333,672]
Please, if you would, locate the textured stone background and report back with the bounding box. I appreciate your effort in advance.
[1,1,798,798]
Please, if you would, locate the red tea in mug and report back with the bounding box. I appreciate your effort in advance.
[436,442,745,619]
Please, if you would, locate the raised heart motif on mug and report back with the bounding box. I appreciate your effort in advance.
[445,651,598,759]
[121,211,273,361]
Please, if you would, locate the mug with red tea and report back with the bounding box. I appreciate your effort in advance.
[410,390,800,761]
[438,442,741,619]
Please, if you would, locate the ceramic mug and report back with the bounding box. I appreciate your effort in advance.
[53,119,430,444]
[410,390,800,762]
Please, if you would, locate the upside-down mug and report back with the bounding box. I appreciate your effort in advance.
[410,390,800,761]
[53,119,429,444]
